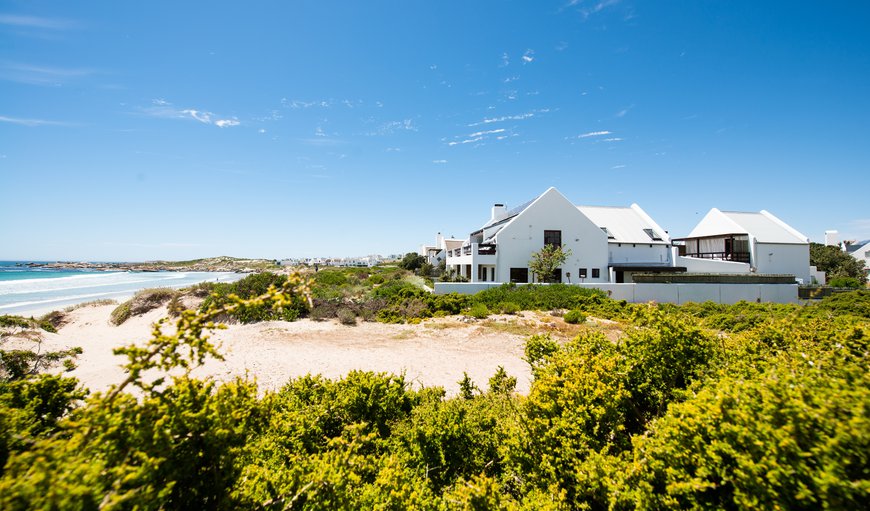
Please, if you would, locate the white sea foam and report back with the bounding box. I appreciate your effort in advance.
[0,271,243,315]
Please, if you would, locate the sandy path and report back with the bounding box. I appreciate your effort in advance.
[28,304,532,396]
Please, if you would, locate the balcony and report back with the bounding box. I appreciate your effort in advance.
[683,251,750,264]
[447,243,498,262]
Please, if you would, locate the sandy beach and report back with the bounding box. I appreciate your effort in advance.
[11,302,537,396]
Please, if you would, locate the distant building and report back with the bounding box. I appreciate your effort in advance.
[674,208,811,284]
[845,240,870,276]
[445,187,677,283]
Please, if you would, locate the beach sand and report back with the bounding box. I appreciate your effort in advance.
[16,303,534,396]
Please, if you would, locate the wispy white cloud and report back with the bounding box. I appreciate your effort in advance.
[182,109,212,124]
[282,98,332,109]
[447,128,512,147]
[568,0,622,20]
[522,49,535,64]
[142,100,240,128]
[0,14,80,30]
[447,137,482,147]
[574,130,612,138]
[0,62,93,85]
[367,119,417,136]
[281,98,364,110]
[467,108,549,127]
[602,137,623,142]
[615,104,634,117]
[432,159,448,164]
[611,164,626,169]
[215,119,240,128]
[0,115,74,127]
[500,52,510,67]
[468,128,506,138]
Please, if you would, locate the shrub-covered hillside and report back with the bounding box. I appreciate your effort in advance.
[1,275,867,509]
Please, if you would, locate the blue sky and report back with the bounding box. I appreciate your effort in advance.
[2,1,869,261]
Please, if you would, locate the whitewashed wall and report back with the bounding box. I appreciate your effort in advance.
[676,256,751,273]
[494,188,609,283]
[433,282,799,304]
[608,243,671,265]
[753,243,811,283]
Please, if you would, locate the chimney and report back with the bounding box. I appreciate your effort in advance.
[825,230,839,247]
[491,203,507,223]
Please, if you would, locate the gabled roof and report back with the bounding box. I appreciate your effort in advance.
[684,209,808,244]
[473,188,552,235]
[577,204,670,244]
[846,240,870,254]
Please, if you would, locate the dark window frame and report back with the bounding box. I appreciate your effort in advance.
[544,230,562,248]
[592,268,600,278]
[510,267,529,283]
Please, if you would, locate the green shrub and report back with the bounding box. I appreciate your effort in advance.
[337,308,357,326]
[185,281,215,298]
[200,272,309,323]
[828,276,863,289]
[487,366,516,395]
[466,303,490,319]
[563,309,586,324]
[109,301,131,326]
[472,283,607,312]
[0,315,55,333]
[497,302,520,315]
[110,288,178,325]
[38,311,67,331]
[368,274,385,285]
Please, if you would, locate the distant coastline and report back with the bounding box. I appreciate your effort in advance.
[20,256,279,274]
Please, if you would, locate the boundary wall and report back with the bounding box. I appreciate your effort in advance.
[433,282,799,304]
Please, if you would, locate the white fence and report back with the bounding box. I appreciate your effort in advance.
[433,282,799,305]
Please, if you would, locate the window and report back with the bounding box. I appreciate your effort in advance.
[601,226,615,239]
[552,268,562,283]
[579,268,588,278]
[544,230,562,247]
[510,268,529,283]
[592,268,600,278]
[643,228,663,241]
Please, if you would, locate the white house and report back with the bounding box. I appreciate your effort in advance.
[420,233,464,266]
[577,204,681,283]
[447,187,644,284]
[674,208,812,283]
[846,239,870,276]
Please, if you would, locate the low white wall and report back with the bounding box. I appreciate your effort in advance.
[676,256,750,273]
[433,282,799,304]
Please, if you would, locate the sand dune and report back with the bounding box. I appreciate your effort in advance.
[26,304,533,396]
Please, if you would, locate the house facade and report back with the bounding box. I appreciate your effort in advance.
[446,188,610,283]
[675,208,811,283]
[577,204,681,283]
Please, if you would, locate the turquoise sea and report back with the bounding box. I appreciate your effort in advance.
[0,261,243,316]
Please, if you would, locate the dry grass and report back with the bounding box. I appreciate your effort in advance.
[64,299,117,312]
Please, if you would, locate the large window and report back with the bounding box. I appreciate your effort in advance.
[544,230,562,247]
[510,267,529,283]
[592,268,600,278]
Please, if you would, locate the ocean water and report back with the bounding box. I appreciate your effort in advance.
[0,261,244,316]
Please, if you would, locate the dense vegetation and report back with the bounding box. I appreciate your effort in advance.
[1,272,868,508]
[810,242,867,285]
